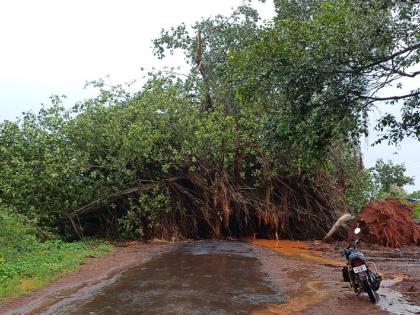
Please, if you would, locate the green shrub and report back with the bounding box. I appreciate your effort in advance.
[0,209,39,261]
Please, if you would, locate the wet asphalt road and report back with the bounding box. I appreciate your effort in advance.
[44,241,284,315]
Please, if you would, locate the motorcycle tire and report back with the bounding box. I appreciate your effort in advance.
[369,271,382,291]
[342,266,350,282]
[363,280,377,303]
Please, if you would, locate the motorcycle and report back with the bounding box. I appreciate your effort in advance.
[342,227,382,303]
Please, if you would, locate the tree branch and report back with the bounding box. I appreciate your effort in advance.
[194,31,213,110]
[68,178,185,218]
[69,184,156,217]
[361,90,420,102]
[389,67,420,78]
[358,42,420,71]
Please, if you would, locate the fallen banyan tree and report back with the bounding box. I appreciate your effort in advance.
[68,168,348,241]
[348,198,420,247]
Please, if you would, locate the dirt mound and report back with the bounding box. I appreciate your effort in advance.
[349,198,420,247]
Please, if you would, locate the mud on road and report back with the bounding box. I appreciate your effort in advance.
[253,240,420,315]
[1,240,419,315]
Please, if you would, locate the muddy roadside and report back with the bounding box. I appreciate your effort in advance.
[360,244,420,306]
[252,240,420,314]
[0,242,173,315]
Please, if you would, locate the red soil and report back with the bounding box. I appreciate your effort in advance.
[349,198,420,247]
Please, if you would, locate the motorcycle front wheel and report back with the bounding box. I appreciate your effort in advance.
[363,280,377,303]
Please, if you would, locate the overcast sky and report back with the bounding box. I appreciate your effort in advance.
[0,0,419,192]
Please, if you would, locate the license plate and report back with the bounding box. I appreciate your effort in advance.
[353,265,367,273]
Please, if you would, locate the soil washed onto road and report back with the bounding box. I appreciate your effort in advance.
[1,240,420,315]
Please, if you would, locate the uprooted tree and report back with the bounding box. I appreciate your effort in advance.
[0,0,419,240]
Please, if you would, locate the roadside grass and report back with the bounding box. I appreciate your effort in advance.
[0,240,112,304]
[0,209,113,304]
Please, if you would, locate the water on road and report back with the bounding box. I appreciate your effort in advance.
[45,241,284,315]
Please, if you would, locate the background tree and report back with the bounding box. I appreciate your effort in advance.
[409,190,420,199]
[408,190,420,219]
[369,159,414,197]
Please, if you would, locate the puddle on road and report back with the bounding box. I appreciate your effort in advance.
[44,241,285,315]
[377,279,420,314]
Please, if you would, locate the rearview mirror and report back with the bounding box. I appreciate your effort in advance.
[354,227,361,235]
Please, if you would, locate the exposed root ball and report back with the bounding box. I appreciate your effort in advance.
[137,171,346,240]
[69,170,348,241]
[349,198,420,247]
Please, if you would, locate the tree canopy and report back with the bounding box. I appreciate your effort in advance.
[0,0,418,240]
[370,159,414,195]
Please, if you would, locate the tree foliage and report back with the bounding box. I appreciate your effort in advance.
[0,0,418,240]
[409,190,420,199]
[233,0,419,147]
[369,159,414,196]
